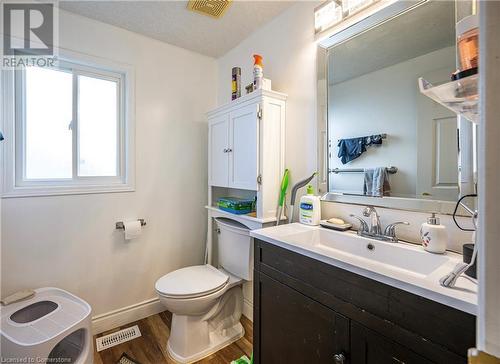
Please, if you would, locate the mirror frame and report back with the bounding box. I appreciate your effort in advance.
[316,0,474,216]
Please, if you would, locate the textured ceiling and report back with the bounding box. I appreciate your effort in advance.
[59,0,295,58]
[329,1,455,84]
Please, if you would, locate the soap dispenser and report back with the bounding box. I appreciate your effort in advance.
[420,213,448,254]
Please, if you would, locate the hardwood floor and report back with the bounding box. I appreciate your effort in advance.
[93,311,253,364]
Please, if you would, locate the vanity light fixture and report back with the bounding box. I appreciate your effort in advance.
[316,0,427,48]
[314,1,343,33]
[315,0,378,35]
[342,0,375,16]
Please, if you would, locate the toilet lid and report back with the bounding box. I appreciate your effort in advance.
[155,265,229,299]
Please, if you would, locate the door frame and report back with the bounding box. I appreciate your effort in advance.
[477,1,500,357]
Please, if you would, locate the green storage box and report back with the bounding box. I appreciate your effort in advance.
[217,197,255,215]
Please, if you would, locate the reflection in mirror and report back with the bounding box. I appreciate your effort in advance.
[327,1,462,203]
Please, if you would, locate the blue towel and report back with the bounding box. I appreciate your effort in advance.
[337,134,383,164]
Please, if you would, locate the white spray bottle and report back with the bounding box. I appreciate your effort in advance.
[253,54,263,90]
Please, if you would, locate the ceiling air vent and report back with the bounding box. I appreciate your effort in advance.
[187,0,232,19]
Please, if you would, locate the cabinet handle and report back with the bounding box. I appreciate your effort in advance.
[333,353,346,364]
[223,148,228,153]
[227,148,232,152]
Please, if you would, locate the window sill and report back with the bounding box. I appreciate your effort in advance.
[1,184,135,198]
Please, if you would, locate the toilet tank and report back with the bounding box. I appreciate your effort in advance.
[215,218,253,280]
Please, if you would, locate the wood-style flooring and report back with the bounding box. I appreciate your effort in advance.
[93,311,252,364]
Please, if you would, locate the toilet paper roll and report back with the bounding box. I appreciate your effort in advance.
[123,220,142,240]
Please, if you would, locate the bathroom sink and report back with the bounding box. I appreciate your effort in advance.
[251,223,477,314]
[284,228,448,276]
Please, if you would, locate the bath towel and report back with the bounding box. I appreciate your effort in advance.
[364,167,391,197]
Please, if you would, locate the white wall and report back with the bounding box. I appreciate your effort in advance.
[0,0,483,336]
[217,2,319,195]
[216,1,319,321]
[328,47,456,198]
[216,0,496,355]
[1,10,217,325]
[216,3,472,254]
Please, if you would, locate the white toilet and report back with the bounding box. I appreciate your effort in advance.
[155,218,252,363]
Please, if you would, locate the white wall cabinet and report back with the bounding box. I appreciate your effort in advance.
[207,89,287,220]
[209,104,259,190]
[206,89,287,321]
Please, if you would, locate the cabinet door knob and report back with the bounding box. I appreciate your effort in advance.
[223,148,228,153]
[227,148,232,152]
[333,353,346,364]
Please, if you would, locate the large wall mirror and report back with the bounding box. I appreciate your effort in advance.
[317,0,477,215]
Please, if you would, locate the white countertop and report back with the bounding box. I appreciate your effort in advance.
[251,223,477,315]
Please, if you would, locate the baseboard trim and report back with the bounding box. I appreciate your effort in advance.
[243,298,253,322]
[91,297,164,335]
[92,296,253,334]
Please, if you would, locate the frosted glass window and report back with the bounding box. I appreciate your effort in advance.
[78,75,118,177]
[25,67,73,179]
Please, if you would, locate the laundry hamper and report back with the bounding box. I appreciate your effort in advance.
[1,287,93,364]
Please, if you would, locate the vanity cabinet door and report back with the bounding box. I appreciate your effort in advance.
[208,113,230,187]
[257,273,350,364]
[350,322,434,364]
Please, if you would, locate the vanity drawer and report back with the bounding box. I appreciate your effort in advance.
[254,239,475,362]
[256,239,391,318]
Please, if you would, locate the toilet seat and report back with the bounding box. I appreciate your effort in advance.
[155,265,229,299]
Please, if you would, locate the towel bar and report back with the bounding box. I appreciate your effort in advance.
[329,166,398,174]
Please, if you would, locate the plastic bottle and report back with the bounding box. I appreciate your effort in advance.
[420,213,448,254]
[457,15,479,71]
[253,54,263,90]
[299,185,321,226]
[231,67,241,101]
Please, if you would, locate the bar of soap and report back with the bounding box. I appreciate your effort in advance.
[327,217,345,225]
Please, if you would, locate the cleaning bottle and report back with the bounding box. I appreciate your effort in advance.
[299,185,321,226]
[253,54,263,90]
[420,213,448,254]
[231,67,241,100]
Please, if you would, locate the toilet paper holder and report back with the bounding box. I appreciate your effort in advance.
[116,219,147,230]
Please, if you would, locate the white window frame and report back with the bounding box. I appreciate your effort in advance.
[1,49,135,197]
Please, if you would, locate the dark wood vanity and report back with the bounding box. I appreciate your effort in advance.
[253,239,476,364]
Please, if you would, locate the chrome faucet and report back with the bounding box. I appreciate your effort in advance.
[363,206,382,235]
[350,206,410,243]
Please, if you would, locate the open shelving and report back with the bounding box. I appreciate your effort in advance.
[418,74,479,123]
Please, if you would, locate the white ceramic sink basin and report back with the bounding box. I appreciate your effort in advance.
[285,228,448,276]
[251,223,477,314]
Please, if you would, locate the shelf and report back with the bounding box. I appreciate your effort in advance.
[205,205,286,227]
[206,89,287,118]
[418,74,479,123]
